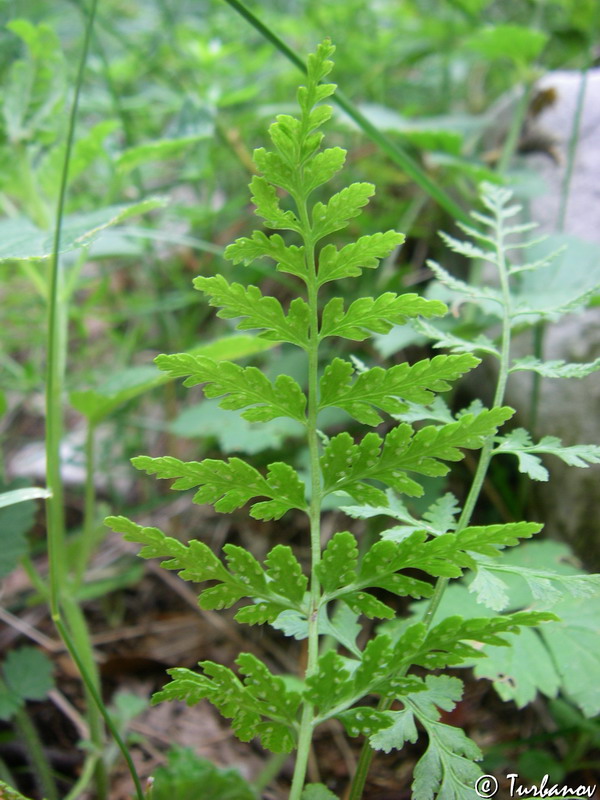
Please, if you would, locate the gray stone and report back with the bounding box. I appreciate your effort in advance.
[511,69,600,569]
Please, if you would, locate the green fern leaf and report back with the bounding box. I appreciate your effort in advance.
[312,183,374,241]
[337,707,392,738]
[494,428,600,480]
[249,175,302,232]
[320,293,447,341]
[105,516,229,582]
[237,653,301,722]
[155,353,306,423]
[317,231,404,286]
[131,455,306,520]
[352,635,394,695]
[319,355,479,426]
[371,675,483,799]
[265,545,307,604]
[194,275,309,349]
[225,231,306,280]
[235,602,291,625]
[510,355,600,379]
[304,651,352,712]
[315,531,358,593]
[415,612,557,669]
[343,591,395,619]
[414,318,500,357]
[456,522,542,556]
[322,408,513,502]
[302,147,347,197]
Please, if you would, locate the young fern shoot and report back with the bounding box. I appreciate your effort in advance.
[107,43,557,800]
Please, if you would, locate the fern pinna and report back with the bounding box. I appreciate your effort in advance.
[107,42,555,800]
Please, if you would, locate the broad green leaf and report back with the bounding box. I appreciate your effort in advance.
[320,293,446,342]
[131,455,306,520]
[0,480,38,579]
[225,231,306,280]
[0,487,51,509]
[70,335,275,423]
[3,647,54,703]
[510,355,600,379]
[0,686,22,721]
[0,198,166,262]
[3,20,65,147]
[169,401,304,455]
[312,182,374,241]
[319,354,479,426]
[194,275,309,349]
[512,234,600,320]
[317,231,405,286]
[38,119,120,197]
[116,134,212,174]
[474,626,561,707]
[155,354,307,423]
[422,543,600,716]
[541,597,600,717]
[464,24,549,64]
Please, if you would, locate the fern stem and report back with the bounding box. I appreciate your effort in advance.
[424,199,512,628]
[289,199,321,800]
